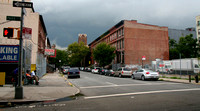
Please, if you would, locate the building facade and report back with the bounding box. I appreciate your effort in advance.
[196,15,200,43]
[0,0,48,83]
[89,20,169,68]
[168,28,196,42]
[78,34,87,45]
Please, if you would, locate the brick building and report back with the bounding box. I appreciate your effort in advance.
[78,34,87,45]
[89,20,169,68]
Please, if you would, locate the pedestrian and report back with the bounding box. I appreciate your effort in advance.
[13,68,18,87]
[31,70,39,85]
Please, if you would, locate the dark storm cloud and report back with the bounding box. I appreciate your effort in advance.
[32,0,200,48]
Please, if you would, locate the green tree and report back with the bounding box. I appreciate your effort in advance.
[169,34,199,59]
[93,42,116,67]
[67,42,89,67]
[48,49,69,68]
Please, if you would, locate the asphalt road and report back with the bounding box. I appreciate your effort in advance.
[5,71,200,111]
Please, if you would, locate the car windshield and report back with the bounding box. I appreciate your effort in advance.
[124,68,131,71]
[69,68,79,72]
[144,69,155,72]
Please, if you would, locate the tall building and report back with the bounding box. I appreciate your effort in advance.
[89,20,169,69]
[196,15,200,43]
[0,0,48,83]
[78,34,87,45]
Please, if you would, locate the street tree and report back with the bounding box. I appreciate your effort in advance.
[67,42,89,67]
[169,34,199,59]
[48,49,69,68]
[93,42,116,67]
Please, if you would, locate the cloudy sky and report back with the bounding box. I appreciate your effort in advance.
[31,0,200,49]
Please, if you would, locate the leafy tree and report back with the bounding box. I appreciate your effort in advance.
[169,34,199,60]
[48,49,69,68]
[67,42,89,67]
[93,42,116,67]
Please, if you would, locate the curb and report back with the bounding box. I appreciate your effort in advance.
[61,74,81,95]
[159,78,200,85]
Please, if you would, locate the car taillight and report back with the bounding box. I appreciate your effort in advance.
[68,72,70,75]
[146,72,150,74]
[78,72,80,74]
[102,70,104,72]
[122,71,123,74]
[95,69,97,70]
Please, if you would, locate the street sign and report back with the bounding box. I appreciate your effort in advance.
[6,16,21,21]
[13,1,33,8]
[142,56,146,60]
[22,27,32,39]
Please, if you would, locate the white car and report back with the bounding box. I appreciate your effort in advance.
[132,69,159,81]
[92,67,100,74]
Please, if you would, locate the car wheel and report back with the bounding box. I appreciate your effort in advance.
[131,74,135,79]
[141,76,145,81]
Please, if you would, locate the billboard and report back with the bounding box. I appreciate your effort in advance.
[0,45,19,63]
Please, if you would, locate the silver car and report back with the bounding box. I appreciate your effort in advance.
[132,69,159,81]
[115,67,132,78]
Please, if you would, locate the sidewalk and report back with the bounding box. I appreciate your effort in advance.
[159,74,200,85]
[0,71,80,103]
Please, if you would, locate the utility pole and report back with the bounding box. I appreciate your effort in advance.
[15,0,25,99]
[13,0,33,99]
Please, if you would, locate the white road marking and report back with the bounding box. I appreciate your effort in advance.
[84,88,200,99]
[80,83,182,89]
[105,82,118,86]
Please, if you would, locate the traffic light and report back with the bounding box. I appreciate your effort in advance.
[3,28,14,37]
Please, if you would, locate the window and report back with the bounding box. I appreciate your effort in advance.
[122,28,124,36]
[198,29,200,35]
[122,39,124,49]
[197,21,200,26]
[119,40,121,49]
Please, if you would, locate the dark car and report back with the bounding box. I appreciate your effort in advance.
[105,69,115,76]
[99,68,106,75]
[67,68,80,78]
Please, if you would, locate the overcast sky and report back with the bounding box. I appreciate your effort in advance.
[31,0,200,49]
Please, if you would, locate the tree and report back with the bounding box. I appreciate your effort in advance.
[93,42,116,67]
[67,42,89,67]
[169,34,199,60]
[48,49,69,68]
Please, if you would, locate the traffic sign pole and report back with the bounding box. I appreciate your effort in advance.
[15,0,25,99]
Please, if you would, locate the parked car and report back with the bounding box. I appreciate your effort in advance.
[63,67,70,74]
[92,67,100,74]
[132,69,159,81]
[115,67,132,77]
[86,67,91,72]
[105,69,115,76]
[67,68,80,78]
[99,68,106,75]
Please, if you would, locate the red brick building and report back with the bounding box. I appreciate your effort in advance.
[78,34,87,45]
[89,20,169,67]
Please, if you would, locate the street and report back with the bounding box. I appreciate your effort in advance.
[5,71,200,111]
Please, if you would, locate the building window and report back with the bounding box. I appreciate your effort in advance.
[120,40,121,49]
[198,21,200,26]
[122,28,124,36]
[119,29,121,37]
[198,29,200,35]
[117,31,119,38]
[122,39,124,48]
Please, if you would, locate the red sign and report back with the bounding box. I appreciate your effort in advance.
[142,56,146,60]
[159,64,165,67]
[22,27,32,39]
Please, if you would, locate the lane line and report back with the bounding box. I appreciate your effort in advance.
[80,83,182,89]
[84,88,200,99]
